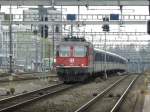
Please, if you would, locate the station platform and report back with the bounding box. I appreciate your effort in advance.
[142,72,150,112]
[143,94,150,112]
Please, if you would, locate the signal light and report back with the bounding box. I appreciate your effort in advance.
[102,24,110,32]
[41,17,49,38]
[55,26,59,33]
[102,17,110,32]
[103,17,109,22]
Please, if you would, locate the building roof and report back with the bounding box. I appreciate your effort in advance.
[0,0,148,6]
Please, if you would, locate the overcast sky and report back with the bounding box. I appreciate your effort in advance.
[0,6,149,46]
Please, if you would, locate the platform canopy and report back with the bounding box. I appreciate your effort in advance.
[0,0,149,6]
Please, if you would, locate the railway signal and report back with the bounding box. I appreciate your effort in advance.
[102,17,110,32]
[102,24,110,32]
[41,17,49,38]
[102,17,110,80]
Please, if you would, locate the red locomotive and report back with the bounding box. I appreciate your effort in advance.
[56,36,127,83]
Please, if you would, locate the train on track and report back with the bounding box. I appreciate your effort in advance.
[56,36,127,83]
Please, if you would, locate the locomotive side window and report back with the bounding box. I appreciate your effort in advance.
[59,46,70,57]
[74,46,87,57]
[86,46,89,56]
[56,46,59,56]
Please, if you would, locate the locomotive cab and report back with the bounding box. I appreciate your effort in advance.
[56,36,92,82]
[56,37,90,68]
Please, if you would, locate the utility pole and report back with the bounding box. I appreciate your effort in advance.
[38,5,48,71]
[9,0,13,74]
[51,2,55,71]
[102,16,109,80]
[52,18,55,71]
[104,31,107,79]
[33,29,38,71]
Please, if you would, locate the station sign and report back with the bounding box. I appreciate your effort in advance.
[110,14,119,20]
[67,14,76,21]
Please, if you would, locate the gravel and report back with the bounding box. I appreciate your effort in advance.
[0,78,59,99]
[119,74,145,112]
[85,75,135,112]
[13,76,124,112]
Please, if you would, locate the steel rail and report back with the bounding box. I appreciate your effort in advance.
[0,82,77,112]
[110,75,139,112]
[74,75,129,112]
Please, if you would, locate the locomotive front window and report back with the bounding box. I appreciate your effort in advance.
[74,46,87,57]
[59,46,70,57]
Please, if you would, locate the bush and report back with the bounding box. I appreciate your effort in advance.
[10,88,15,95]
[108,93,114,97]
[93,92,98,96]
[116,94,121,97]
[140,90,145,94]
[95,77,103,83]
[6,91,10,95]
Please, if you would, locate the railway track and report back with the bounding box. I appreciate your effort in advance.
[0,82,78,112]
[0,72,58,83]
[74,74,139,112]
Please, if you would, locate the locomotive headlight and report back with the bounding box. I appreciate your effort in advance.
[81,64,84,67]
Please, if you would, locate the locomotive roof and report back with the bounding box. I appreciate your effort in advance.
[94,48,127,62]
[58,40,91,46]
[63,36,86,42]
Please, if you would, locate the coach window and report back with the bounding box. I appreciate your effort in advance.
[74,46,87,57]
[106,55,109,62]
[59,46,70,57]
[99,53,102,61]
[95,53,99,61]
[101,54,105,62]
